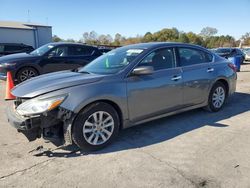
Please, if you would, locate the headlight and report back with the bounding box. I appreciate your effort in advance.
[0,62,16,67]
[16,95,67,116]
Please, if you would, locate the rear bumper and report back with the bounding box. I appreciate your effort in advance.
[228,73,237,96]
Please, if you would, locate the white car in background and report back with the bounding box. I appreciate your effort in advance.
[245,50,250,61]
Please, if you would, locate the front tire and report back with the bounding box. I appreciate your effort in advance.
[72,102,120,151]
[16,67,38,83]
[206,82,226,112]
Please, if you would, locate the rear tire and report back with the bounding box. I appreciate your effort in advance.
[205,82,227,112]
[16,67,38,83]
[72,102,120,151]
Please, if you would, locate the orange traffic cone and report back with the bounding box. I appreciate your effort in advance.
[5,71,16,100]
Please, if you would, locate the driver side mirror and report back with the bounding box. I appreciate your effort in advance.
[131,66,154,76]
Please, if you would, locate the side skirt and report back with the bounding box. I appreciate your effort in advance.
[123,102,207,129]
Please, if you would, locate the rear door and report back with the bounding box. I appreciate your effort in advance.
[126,47,183,122]
[177,47,214,106]
[66,46,100,69]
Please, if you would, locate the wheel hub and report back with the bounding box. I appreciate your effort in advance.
[212,86,225,108]
[82,111,115,145]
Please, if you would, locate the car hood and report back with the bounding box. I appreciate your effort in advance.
[12,70,104,98]
[0,53,38,63]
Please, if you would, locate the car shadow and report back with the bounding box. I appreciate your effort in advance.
[35,92,250,158]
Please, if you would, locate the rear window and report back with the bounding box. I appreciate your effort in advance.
[69,46,95,56]
[178,48,213,66]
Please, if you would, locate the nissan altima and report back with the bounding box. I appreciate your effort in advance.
[6,42,237,151]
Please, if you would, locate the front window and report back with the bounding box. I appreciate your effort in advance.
[48,46,68,57]
[79,47,144,74]
[69,46,94,56]
[30,43,55,56]
[138,48,175,71]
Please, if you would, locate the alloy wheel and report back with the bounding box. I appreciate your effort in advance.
[212,86,225,108]
[83,111,115,145]
[19,69,36,82]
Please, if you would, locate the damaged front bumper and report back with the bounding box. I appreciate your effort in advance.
[6,104,76,146]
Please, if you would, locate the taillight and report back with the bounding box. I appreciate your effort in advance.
[228,63,237,72]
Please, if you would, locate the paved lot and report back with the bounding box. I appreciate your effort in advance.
[0,63,250,188]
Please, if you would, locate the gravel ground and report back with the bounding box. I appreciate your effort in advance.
[0,63,250,188]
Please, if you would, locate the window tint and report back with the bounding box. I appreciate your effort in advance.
[178,48,212,66]
[69,46,94,56]
[139,48,175,71]
[49,46,68,57]
[5,45,22,52]
[0,45,4,52]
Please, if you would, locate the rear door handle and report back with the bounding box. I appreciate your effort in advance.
[207,68,214,73]
[171,75,182,81]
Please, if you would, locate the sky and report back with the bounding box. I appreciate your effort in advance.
[0,0,250,40]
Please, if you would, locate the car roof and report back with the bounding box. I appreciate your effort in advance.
[121,42,208,51]
[48,42,98,48]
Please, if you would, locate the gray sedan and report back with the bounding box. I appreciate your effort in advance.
[7,42,237,151]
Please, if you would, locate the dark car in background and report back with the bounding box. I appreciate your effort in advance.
[215,47,245,64]
[6,42,237,151]
[0,42,103,83]
[98,48,112,54]
[0,43,34,57]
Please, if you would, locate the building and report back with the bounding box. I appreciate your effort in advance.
[0,21,52,48]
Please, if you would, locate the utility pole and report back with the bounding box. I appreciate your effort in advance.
[27,9,30,22]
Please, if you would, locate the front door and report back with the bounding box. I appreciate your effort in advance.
[40,45,71,73]
[126,47,183,123]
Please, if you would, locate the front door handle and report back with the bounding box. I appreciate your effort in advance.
[207,68,214,73]
[171,75,182,81]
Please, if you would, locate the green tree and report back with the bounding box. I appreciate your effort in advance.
[113,33,122,46]
[186,32,203,45]
[153,28,179,42]
[142,32,153,42]
[98,34,113,45]
[178,33,189,43]
[200,27,218,39]
[66,38,76,42]
[52,35,63,42]
[241,32,250,45]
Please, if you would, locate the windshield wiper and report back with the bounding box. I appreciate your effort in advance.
[79,71,90,74]
[72,68,90,74]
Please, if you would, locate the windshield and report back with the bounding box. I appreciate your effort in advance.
[79,47,144,74]
[30,43,55,56]
[216,48,231,53]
